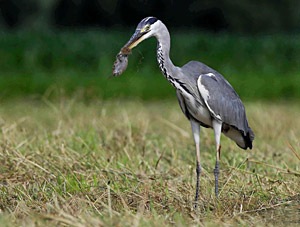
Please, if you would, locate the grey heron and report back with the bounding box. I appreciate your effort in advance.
[113,17,254,206]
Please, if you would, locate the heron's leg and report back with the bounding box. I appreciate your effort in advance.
[190,120,201,207]
[212,120,222,198]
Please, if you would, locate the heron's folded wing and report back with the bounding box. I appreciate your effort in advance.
[197,73,249,135]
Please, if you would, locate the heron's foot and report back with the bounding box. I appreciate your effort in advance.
[214,161,220,198]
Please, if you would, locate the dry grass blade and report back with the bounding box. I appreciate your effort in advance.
[156,116,190,138]
[287,142,300,161]
[248,159,300,176]
[42,214,86,227]
[237,201,293,215]
[9,146,55,177]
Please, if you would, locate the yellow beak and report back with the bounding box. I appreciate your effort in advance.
[121,30,147,54]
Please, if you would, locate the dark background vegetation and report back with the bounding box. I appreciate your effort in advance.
[1,0,300,33]
[0,0,300,101]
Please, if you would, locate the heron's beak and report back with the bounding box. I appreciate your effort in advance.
[121,30,148,54]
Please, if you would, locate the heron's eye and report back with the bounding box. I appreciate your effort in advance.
[141,25,150,33]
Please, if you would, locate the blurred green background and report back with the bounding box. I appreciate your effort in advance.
[0,0,300,101]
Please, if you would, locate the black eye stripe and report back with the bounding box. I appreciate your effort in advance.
[137,17,158,30]
[147,17,157,25]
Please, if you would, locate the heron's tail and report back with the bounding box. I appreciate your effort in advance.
[243,127,254,150]
[222,125,254,150]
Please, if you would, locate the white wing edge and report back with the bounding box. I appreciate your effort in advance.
[197,74,222,121]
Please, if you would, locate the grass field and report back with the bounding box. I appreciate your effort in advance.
[0,98,299,226]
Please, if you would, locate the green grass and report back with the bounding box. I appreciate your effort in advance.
[0,98,299,226]
[0,30,300,101]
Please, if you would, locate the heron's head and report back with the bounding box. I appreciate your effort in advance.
[122,17,159,52]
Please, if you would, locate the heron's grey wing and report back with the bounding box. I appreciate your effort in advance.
[197,73,252,137]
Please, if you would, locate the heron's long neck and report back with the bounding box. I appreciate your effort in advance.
[155,25,181,87]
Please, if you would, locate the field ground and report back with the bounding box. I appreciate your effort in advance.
[0,98,299,226]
